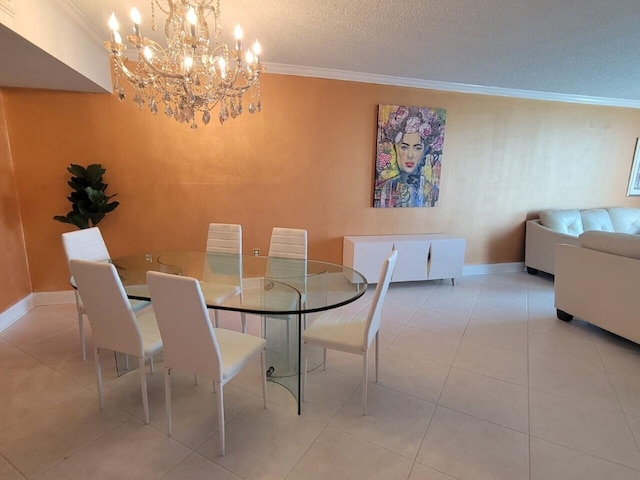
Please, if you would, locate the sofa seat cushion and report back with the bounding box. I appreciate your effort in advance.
[579,231,640,260]
[580,208,614,232]
[607,207,640,234]
[540,209,584,236]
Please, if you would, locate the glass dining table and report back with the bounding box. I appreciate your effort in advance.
[111,251,368,414]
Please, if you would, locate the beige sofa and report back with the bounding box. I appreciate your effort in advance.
[555,231,640,344]
[525,207,640,275]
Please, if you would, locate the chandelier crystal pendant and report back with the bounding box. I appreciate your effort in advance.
[104,0,263,128]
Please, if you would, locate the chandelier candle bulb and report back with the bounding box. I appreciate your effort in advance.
[187,7,197,37]
[130,7,141,36]
[108,13,119,42]
[234,24,243,50]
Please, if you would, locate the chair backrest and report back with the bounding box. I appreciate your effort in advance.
[146,271,223,381]
[62,227,110,265]
[69,259,144,356]
[363,250,398,348]
[266,228,307,286]
[204,223,243,288]
[206,223,242,254]
[268,227,307,259]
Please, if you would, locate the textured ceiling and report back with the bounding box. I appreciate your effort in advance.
[5,0,640,104]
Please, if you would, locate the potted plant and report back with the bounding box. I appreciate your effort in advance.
[53,163,120,229]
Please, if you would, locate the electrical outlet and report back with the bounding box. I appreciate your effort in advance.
[253,248,260,256]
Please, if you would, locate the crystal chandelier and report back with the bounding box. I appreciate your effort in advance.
[104,0,263,128]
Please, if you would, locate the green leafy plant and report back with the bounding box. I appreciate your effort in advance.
[53,163,120,229]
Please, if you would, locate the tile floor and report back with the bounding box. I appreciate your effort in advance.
[1,272,640,479]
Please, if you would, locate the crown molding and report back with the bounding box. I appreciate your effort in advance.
[265,63,640,110]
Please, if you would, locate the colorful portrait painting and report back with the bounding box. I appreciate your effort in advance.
[374,105,447,208]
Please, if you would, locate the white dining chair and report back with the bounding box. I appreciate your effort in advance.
[62,227,149,360]
[302,249,398,415]
[146,270,267,456]
[205,223,246,332]
[69,259,163,424]
[263,227,307,366]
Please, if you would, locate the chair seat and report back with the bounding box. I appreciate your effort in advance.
[215,328,267,380]
[137,312,164,357]
[302,310,366,354]
[199,282,242,305]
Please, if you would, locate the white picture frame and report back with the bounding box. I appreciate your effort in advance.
[627,138,640,196]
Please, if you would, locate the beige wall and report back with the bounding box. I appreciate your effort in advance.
[0,91,31,309]
[2,73,640,300]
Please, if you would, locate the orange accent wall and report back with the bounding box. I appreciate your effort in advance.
[3,73,640,296]
[0,91,31,309]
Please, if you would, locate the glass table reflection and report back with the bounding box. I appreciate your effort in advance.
[111,251,368,414]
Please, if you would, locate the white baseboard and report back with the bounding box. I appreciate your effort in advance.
[463,262,525,276]
[0,294,35,332]
[34,290,76,305]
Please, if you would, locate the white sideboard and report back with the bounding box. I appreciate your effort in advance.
[343,234,466,284]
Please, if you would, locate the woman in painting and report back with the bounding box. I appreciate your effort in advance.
[374,106,446,208]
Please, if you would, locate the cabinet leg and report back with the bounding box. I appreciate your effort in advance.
[451,278,455,286]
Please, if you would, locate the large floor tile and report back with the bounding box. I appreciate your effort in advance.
[529,389,640,469]
[530,436,640,480]
[453,339,528,386]
[287,426,413,480]
[0,391,129,478]
[162,452,241,480]
[529,352,620,410]
[439,368,529,433]
[527,328,602,368]
[377,348,450,403]
[198,401,325,480]
[407,306,470,339]
[386,327,461,367]
[0,455,25,480]
[463,319,528,353]
[408,463,457,480]
[34,418,190,480]
[299,367,360,422]
[418,406,529,480]
[329,383,435,458]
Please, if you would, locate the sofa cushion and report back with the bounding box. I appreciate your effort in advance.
[540,209,584,236]
[579,231,640,260]
[607,207,640,234]
[580,208,614,232]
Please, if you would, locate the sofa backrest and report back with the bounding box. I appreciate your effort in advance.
[579,231,640,260]
[607,207,640,234]
[580,208,614,232]
[540,209,584,236]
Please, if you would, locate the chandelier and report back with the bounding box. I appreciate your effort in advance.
[104,0,263,128]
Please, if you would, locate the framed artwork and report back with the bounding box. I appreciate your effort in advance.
[374,105,447,208]
[627,138,640,196]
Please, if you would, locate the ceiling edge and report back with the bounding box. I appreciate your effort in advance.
[265,63,640,110]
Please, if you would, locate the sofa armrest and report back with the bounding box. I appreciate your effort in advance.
[555,243,640,344]
[525,219,580,275]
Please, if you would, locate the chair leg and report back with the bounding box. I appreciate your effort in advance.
[139,357,149,424]
[165,368,172,435]
[241,312,247,333]
[214,309,220,328]
[362,351,369,416]
[375,332,379,383]
[150,356,154,373]
[323,348,327,370]
[217,383,225,456]
[302,348,308,402]
[94,347,103,409]
[260,350,268,408]
[75,297,86,361]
